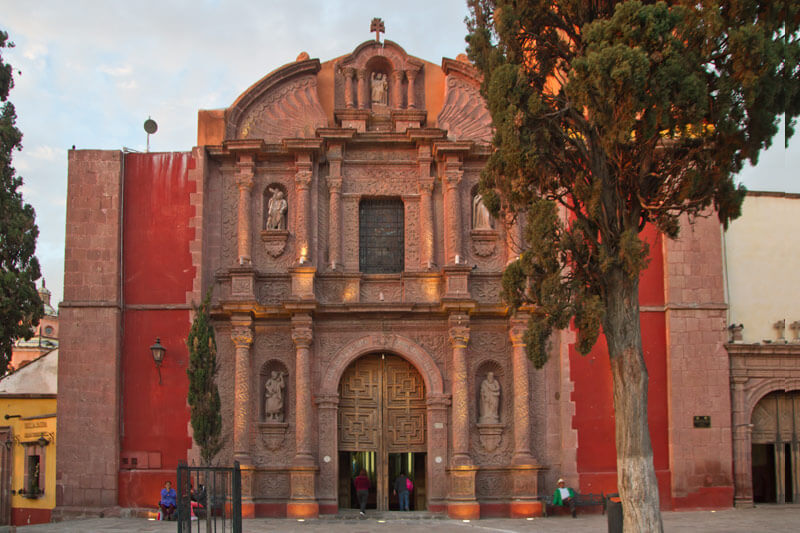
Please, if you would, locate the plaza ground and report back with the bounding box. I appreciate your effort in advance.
[9,505,800,532]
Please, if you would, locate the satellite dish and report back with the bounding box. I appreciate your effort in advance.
[144,118,158,134]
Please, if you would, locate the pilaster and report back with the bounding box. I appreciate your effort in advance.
[287,313,319,518]
[447,313,479,519]
[235,155,255,265]
[231,318,254,517]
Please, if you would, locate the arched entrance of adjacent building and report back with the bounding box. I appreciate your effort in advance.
[751,390,800,503]
[337,353,426,511]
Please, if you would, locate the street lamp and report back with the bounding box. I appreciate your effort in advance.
[150,337,166,385]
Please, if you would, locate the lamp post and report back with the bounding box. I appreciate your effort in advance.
[150,337,166,385]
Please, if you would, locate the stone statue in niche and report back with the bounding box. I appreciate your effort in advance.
[472,193,493,230]
[266,188,287,230]
[371,72,388,105]
[264,370,287,422]
[479,371,501,424]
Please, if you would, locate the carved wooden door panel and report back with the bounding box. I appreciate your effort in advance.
[338,354,426,510]
[751,391,800,503]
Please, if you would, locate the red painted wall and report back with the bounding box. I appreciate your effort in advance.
[119,153,196,508]
[570,226,673,507]
[12,508,51,526]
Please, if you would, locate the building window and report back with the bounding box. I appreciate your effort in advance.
[359,198,404,274]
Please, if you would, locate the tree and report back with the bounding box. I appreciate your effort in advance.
[0,30,42,369]
[466,1,798,531]
[187,291,224,465]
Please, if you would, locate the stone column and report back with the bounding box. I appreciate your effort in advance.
[447,311,479,519]
[406,69,418,109]
[327,144,343,270]
[732,376,754,507]
[294,155,313,263]
[442,157,464,264]
[448,313,471,466]
[357,69,368,110]
[231,320,254,462]
[510,315,535,464]
[343,67,355,109]
[391,70,405,109]
[508,313,542,517]
[417,144,435,269]
[426,393,450,513]
[287,313,318,518]
[315,394,339,514]
[236,155,255,265]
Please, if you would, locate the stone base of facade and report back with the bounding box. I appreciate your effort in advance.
[509,500,543,518]
[51,505,124,521]
[447,501,480,519]
[286,501,319,518]
[241,500,255,518]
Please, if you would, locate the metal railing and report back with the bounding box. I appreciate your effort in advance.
[177,461,242,533]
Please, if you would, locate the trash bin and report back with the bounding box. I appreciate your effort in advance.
[606,494,623,533]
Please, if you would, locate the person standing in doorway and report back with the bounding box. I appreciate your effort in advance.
[393,472,410,511]
[354,469,371,517]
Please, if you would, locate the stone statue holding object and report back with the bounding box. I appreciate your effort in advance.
[266,188,287,230]
[479,371,501,424]
[264,370,286,422]
[371,72,388,106]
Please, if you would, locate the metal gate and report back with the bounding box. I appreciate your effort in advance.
[177,461,241,533]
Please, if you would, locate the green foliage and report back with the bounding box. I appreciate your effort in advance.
[467,0,798,365]
[0,30,42,368]
[186,291,224,465]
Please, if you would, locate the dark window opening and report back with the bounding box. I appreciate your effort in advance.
[359,198,404,274]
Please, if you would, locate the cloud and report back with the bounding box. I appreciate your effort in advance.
[99,64,133,77]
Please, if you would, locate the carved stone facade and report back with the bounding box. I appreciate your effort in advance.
[57,31,750,522]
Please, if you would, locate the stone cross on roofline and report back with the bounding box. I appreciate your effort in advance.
[370,17,385,43]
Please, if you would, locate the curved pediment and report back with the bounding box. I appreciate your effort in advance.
[337,39,423,73]
[436,57,493,143]
[226,58,328,142]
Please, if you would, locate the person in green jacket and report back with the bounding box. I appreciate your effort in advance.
[552,478,577,518]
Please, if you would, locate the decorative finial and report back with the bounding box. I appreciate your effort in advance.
[370,18,385,43]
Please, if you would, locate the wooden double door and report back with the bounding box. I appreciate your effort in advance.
[751,390,800,503]
[338,354,426,510]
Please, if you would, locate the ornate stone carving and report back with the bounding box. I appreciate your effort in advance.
[470,277,503,305]
[257,279,291,305]
[261,230,289,258]
[259,422,289,451]
[437,76,492,143]
[256,470,290,499]
[476,423,504,452]
[475,469,511,500]
[470,229,498,257]
[231,326,254,348]
[238,75,327,142]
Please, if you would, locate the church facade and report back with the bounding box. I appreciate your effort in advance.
[55,37,735,518]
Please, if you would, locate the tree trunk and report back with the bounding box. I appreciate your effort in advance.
[603,268,664,533]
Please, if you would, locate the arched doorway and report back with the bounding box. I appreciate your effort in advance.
[751,390,800,503]
[337,353,426,511]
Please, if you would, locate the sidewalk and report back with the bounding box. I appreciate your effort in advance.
[12,505,800,532]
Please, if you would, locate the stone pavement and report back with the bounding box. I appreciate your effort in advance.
[10,506,800,532]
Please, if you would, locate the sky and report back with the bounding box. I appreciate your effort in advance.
[2,0,797,309]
